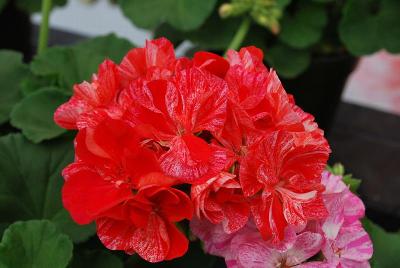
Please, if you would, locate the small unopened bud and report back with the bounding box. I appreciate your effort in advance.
[219,3,234,18]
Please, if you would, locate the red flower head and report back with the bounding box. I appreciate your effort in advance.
[239,130,330,242]
[62,117,192,262]
[55,38,333,262]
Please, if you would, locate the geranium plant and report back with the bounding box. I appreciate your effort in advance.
[0,0,399,267]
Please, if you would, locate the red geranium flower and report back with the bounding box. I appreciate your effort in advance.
[62,118,192,262]
[55,38,333,262]
[123,67,232,183]
[97,184,192,263]
[239,130,330,242]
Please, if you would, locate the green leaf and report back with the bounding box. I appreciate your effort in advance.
[340,0,400,55]
[155,12,242,50]
[119,0,217,31]
[326,163,345,176]
[10,87,69,143]
[279,2,328,49]
[0,134,95,243]
[363,219,400,267]
[377,0,400,53]
[339,0,380,55]
[0,50,29,124]
[69,250,123,268]
[31,34,133,92]
[15,0,67,13]
[0,220,73,268]
[265,43,310,78]
[342,174,361,193]
[20,72,58,96]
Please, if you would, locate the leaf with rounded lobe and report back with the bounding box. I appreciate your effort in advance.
[119,0,217,31]
[30,34,133,91]
[339,0,380,55]
[378,0,400,53]
[0,50,29,124]
[279,2,328,49]
[266,43,311,78]
[340,0,400,55]
[0,220,73,268]
[0,134,95,243]
[363,218,400,267]
[10,87,69,143]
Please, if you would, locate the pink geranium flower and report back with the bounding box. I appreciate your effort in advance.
[190,218,324,268]
[322,221,373,268]
[318,171,373,267]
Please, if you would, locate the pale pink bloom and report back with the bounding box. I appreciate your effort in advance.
[322,221,373,268]
[191,217,323,268]
[190,217,235,257]
[321,171,365,239]
[229,230,323,268]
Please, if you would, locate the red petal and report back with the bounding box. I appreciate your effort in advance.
[165,221,189,260]
[302,196,328,220]
[193,51,229,78]
[138,185,193,222]
[145,38,175,70]
[227,46,265,71]
[132,213,170,262]
[62,164,132,224]
[171,67,228,133]
[251,193,287,242]
[222,201,249,233]
[160,135,229,183]
[54,96,87,129]
[96,217,137,253]
[119,47,146,82]
[75,118,162,182]
[119,37,175,82]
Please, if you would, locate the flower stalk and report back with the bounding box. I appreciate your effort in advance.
[224,16,251,56]
[38,0,52,55]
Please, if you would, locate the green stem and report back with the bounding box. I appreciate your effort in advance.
[224,16,251,56]
[38,0,52,55]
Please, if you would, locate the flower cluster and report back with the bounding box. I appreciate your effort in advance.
[55,38,371,265]
[191,171,373,267]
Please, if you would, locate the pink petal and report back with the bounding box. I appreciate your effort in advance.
[190,218,233,257]
[286,232,324,266]
[343,191,365,224]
